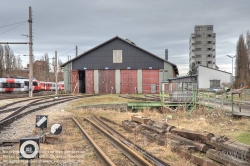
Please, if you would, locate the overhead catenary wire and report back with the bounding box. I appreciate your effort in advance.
[0,22,27,36]
[0,20,27,29]
[60,48,76,57]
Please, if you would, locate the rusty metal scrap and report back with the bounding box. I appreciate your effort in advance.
[209,136,250,161]
[166,133,210,152]
[206,149,250,166]
[122,120,140,132]
[131,115,150,124]
[171,128,215,144]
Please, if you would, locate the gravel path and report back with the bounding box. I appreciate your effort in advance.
[0,99,75,145]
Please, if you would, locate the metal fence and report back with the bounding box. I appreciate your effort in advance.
[166,82,198,102]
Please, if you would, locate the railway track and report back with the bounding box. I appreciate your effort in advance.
[91,116,170,166]
[72,117,116,166]
[84,117,152,166]
[0,91,56,100]
[100,115,250,166]
[0,94,100,130]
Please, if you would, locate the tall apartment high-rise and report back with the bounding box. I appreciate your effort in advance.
[189,25,218,70]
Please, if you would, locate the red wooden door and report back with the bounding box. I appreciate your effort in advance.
[71,70,79,93]
[142,70,159,94]
[85,70,94,94]
[98,70,116,94]
[99,70,106,93]
[164,83,169,94]
[120,70,137,94]
[106,70,116,94]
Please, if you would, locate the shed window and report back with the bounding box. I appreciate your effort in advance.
[210,80,220,88]
[113,50,122,63]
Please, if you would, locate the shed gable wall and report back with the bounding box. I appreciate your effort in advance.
[72,39,164,70]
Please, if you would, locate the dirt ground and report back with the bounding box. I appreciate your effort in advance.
[1,94,250,166]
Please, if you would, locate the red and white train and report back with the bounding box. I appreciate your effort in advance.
[0,78,64,93]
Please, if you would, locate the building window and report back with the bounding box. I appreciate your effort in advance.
[210,80,220,88]
[196,41,202,44]
[207,41,212,44]
[196,55,201,58]
[207,48,212,51]
[207,34,212,37]
[113,50,122,63]
[196,61,201,64]
[196,34,202,38]
[196,48,202,51]
[207,27,213,30]
[207,61,212,64]
[207,54,212,57]
[195,27,202,31]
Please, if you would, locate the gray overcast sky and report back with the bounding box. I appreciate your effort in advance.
[1,0,249,76]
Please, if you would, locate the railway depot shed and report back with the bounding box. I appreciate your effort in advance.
[61,36,179,94]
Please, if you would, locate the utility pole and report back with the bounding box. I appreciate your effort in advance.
[55,51,58,95]
[28,6,33,97]
[76,45,78,57]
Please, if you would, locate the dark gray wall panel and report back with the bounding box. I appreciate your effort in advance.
[72,38,164,70]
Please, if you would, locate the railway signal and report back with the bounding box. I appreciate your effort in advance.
[51,124,62,135]
[19,137,40,166]
[35,115,48,128]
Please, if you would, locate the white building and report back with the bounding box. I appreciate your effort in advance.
[163,65,231,91]
[197,65,231,89]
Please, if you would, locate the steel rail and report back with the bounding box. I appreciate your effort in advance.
[0,97,77,128]
[0,96,77,122]
[0,95,73,110]
[92,116,170,166]
[72,117,116,166]
[0,97,67,114]
[0,94,101,128]
[84,117,153,166]
[97,116,221,166]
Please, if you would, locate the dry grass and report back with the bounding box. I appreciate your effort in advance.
[69,94,136,107]
[64,94,250,165]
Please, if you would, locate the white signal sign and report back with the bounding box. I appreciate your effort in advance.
[51,124,62,135]
[19,138,40,159]
[35,115,48,128]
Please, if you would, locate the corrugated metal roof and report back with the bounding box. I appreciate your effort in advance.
[163,74,198,82]
[60,36,179,75]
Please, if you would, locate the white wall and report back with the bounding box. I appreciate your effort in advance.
[198,66,231,89]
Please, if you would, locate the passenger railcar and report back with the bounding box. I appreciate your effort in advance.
[0,78,41,93]
[58,81,64,91]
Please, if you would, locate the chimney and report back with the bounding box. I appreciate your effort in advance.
[165,49,168,61]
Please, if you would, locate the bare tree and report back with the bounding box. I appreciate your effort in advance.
[0,45,4,77]
[235,34,248,88]
[57,58,64,81]
[45,53,50,81]
[4,45,11,77]
[246,31,250,85]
